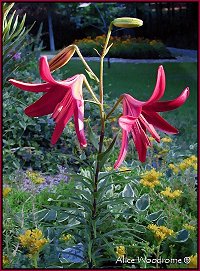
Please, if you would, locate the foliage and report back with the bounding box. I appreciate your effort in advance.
[3,10,197,270]
[74,35,172,59]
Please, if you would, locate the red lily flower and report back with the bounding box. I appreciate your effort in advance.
[114,65,189,168]
[9,56,87,147]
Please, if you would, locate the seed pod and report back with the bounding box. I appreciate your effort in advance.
[112,17,143,28]
[49,45,75,72]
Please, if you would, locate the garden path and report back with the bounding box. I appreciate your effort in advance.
[44,48,197,63]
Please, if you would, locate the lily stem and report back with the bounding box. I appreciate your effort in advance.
[84,77,100,105]
[74,45,99,83]
[89,23,113,268]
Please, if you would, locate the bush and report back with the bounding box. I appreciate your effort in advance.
[74,35,173,59]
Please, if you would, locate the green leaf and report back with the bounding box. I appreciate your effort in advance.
[98,135,117,169]
[157,216,167,226]
[135,194,150,211]
[85,69,96,81]
[44,209,57,222]
[174,229,189,243]
[87,121,99,150]
[122,183,135,205]
[146,210,163,222]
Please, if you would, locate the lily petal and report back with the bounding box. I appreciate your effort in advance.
[143,111,178,134]
[123,94,143,117]
[39,56,57,85]
[119,115,137,132]
[74,100,87,147]
[51,102,75,144]
[25,87,66,117]
[9,79,50,92]
[139,114,160,142]
[145,65,166,105]
[144,87,190,112]
[114,130,129,169]
[131,120,151,162]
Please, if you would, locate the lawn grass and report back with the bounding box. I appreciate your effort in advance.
[60,60,197,150]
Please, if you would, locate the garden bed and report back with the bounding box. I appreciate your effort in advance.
[74,35,174,59]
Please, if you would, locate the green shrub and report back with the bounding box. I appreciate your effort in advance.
[74,35,172,59]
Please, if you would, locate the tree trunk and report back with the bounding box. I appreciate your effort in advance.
[47,10,55,51]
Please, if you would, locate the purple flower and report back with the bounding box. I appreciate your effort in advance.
[13,52,21,61]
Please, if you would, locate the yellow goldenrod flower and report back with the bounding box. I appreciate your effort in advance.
[105,166,113,172]
[119,166,131,172]
[188,254,198,268]
[116,245,126,257]
[60,234,72,242]
[160,187,182,199]
[161,137,172,143]
[168,163,179,174]
[68,122,74,129]
[3,186,12,197]
[158,149,169,155]
[149,136,155,142]
[26,171,45,184]
[18,229,48,256]
[183,224,195,231]
[3,255,10,266]
[147,224,174,241]
[140,169,162,188]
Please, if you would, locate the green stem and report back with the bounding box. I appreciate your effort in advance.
[155,244,161,268]
[83,77,100,105]
[106,95,123,119]
[99,23,113,105]
[89,23,113,269]
[74,45,99,83]
[32,255,38,268]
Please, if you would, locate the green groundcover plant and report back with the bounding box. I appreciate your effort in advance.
[3,6,197,270]
[74,35,172,59]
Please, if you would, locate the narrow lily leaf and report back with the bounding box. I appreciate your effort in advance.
[85,69,96,81]
[10,14,19,37]
[98,135,117,169]
[3,3,15,21]
[3,10,16,40]
[104,43,113,56]
[87,121,99,150]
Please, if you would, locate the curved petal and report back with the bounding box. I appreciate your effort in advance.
[143,110,178,134]
[114,130,129,169]
[71,74,85,101]
[139,114,160,142]
[51,102,75,145]
[143,87,190,112]
[123,94,143,117]
[52,91,73,122]
[9,79,51,92]
[25,86,66,117]
[119,115,137,132]
[74,100,87,147]
[145,65,166,105]
[39,56,58,84]
[131,120,151,162]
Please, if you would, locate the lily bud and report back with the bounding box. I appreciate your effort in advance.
[112,17,143,28]
[49,45,75,72]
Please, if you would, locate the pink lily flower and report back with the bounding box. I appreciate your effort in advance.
[114,65,189,168]
[9,56,87,147]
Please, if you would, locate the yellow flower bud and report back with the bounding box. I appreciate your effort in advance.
[112,17,143,28]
